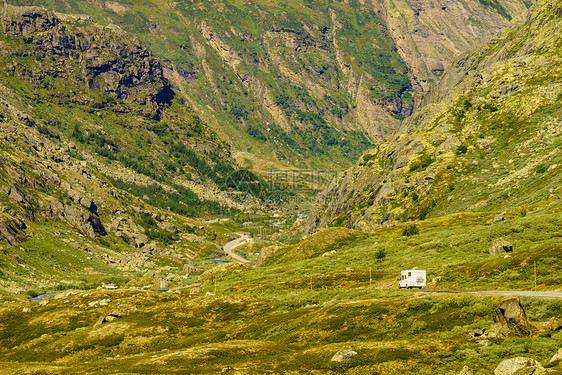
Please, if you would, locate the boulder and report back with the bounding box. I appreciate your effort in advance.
[108,303,137,318]
[142,242,160,255]
[545,317,562,331]
[489,238,513,255]
[511,367,548,375]
[331,350,357,362]
[183,261,196,273]
[62,182,98,214]
[494,357,544,375]
[493,213,505,223]
[161,221,178,233]
[536,317,562,336]
[489,299,531,337]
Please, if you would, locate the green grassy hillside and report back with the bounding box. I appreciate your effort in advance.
[0,203,561,374]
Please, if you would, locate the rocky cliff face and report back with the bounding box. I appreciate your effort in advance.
[1,6,172,119]
[374,0,530,90]
[305,0,562,233]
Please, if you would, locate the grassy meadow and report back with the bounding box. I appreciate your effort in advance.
[1,198,561,374]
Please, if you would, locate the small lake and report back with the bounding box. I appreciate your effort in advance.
[205,258,229,264]
[29,292,58,301]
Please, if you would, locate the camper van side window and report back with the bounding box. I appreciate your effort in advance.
[408,272,411,277]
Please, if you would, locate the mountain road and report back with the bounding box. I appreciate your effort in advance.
[223,234,255,267]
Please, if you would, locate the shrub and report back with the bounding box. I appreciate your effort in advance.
[374,247,387,261]
[247,124,267,141]
[402,224,419,236]
[456,145,468,154]
[483,103,498,112]
[409,155,434,172]
[535,165,547,174]
[419,206,430,221]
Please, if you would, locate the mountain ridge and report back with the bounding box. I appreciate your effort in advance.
[4,0,531,170]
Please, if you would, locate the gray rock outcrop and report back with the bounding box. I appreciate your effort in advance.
[44,196,106,238]
[331,350,357,362]
[488,298,531,338]
[0,216,28,244]
[1,6,173,119]
[494,357,544,375]
[183,261,196,273]
[489,238,513,255]
[161,221,178,233]
[1,6,59,36]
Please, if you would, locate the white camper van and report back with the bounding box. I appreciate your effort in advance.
[399,270,426,289]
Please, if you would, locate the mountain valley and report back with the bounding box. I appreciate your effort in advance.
[0,0,561,374]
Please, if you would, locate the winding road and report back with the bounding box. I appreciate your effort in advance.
[220,235,561,297]
[223,234,255,267]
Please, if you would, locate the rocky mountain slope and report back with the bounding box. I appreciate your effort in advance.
[0,6,256,299]
[6,0,530,170]
[377,0,532,90]
[305,0,561,232]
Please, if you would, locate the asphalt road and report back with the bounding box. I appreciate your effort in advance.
[221,236,561,297]
[223,234,255,267]
[381,288,562,298]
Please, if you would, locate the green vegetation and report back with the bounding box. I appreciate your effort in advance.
[107,177,232,217]
[5,0,395,169]
[401,224,419,236]
[409,155,434,172]
[1,204,561,374]
[478,0,512,20]
[0,1,561,374]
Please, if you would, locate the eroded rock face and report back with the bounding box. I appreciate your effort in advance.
[0,217,28,245]
[1,6,173,119]
[1,6,59,36]
[44,197,106,238]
